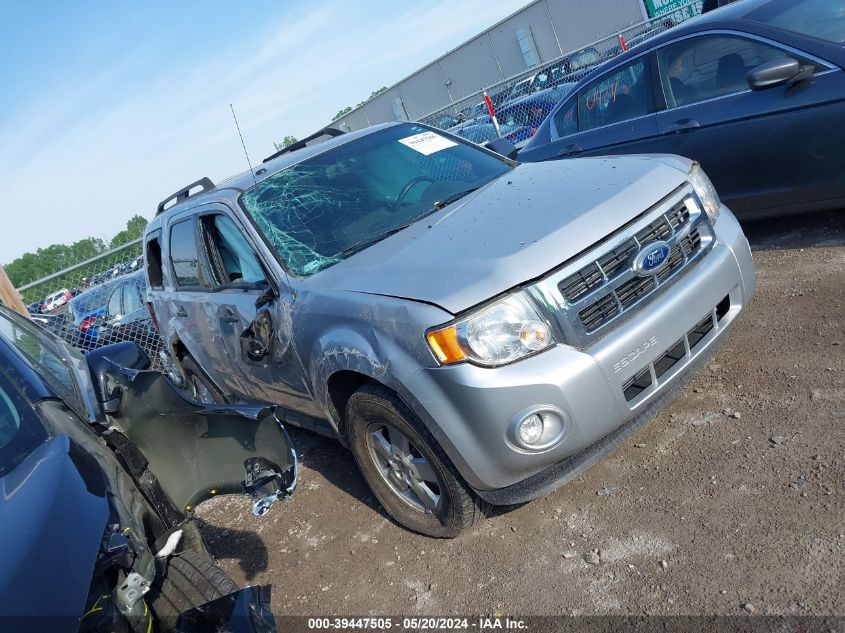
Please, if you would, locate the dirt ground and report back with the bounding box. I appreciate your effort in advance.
[197,209,845,617]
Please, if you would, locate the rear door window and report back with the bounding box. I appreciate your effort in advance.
[107,287,123,317]
[0,312,81,409]
[146,232,164,290]
[578,58,653,132]
[123,281,144,314]
[168,218,208,289]
[0,368,49,477]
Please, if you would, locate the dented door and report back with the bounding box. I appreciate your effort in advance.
[103,363,297,519]
[193,208,315,412]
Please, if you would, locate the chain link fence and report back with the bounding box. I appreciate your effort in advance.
[417,1,702,148]
[16,240,173,374]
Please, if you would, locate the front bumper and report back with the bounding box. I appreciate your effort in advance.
[401,206,755,497]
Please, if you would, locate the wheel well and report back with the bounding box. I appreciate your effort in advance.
[172,338,188,362]
[326,371,371,442]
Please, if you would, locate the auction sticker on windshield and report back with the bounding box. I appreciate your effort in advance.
[399,131,457,155]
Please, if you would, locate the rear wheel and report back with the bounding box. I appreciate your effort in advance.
[181,355,226,404]
[346,383,488,538]
[148,551,239,630]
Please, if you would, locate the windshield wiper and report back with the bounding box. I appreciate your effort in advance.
[337,186,484,258]
[433,186,481,210]
[338,223,416,257]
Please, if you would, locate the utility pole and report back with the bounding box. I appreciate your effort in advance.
[0,266,29,317]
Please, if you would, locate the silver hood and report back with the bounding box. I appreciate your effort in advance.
[311,155,692,315]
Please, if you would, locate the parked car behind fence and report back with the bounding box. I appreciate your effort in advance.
[40,288,71,312]
[67,270,161,360]
[496,83,576,147]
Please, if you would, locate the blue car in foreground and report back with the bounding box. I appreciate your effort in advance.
[0,305,296,631]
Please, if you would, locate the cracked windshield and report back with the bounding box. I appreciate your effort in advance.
[240,124,510,276]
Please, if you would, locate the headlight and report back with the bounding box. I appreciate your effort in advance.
[688,162,720,223]
[426,293,556,367]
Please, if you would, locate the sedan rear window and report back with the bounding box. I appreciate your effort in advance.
[240,124,510,276]
[0,309,85,419]
[750,0,845,44]
[0,369,48,478]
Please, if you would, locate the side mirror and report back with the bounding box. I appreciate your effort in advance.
[485,137,518,160]
[86,341,150,413]
[747,57,801,91]
[255,284,277,310]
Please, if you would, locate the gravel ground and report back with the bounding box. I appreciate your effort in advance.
[197,210,845,617]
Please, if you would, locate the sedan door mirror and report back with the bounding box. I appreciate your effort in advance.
[485,137,518,160]
[747,57,801,91]
[86,341,151,413]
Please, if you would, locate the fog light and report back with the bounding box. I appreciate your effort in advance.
[508,406,570,452]
[518,414,544,445]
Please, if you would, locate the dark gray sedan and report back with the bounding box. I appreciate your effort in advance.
[518,0,845,219]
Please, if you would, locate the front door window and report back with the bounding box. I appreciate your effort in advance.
[656,34,819,108]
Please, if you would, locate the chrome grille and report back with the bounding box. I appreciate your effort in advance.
[531,186,716,348]
[559,263,603,304]
[616,275,655,309]
[597,241,638,280]
[578,293,619,332]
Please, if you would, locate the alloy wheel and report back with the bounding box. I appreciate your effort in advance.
[366,422,442,513]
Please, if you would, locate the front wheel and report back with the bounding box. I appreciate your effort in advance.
[346,383,488,538]
[148,551,239,631]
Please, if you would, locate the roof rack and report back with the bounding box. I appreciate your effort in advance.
[156,177,215,216]
[262,127,345,163]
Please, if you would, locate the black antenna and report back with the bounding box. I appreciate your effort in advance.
[230,103,258,186]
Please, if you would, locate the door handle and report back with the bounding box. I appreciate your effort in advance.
[663,119,701,134]
[219,308,240,324]
[557,143,583,157]
[175,306,188,318]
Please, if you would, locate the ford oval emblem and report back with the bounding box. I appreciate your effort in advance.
[633,241,671,276]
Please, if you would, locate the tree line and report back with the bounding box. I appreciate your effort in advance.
[332,86,388,121]
[273,85,389,153]
[4,215,148,288]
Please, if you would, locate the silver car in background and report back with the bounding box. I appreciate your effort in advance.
[144,122,755,537]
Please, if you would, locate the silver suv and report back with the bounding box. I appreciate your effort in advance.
[144,122,755,537]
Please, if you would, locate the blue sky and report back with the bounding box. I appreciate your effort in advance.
[0,0,531,264]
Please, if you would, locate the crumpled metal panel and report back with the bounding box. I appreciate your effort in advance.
[106,364,297,518]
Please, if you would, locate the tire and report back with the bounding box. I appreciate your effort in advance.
[346,383,488,538]
[148,550,239,630]
[181,355,227,404]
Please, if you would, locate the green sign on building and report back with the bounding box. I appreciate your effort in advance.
[643,0,701,20]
